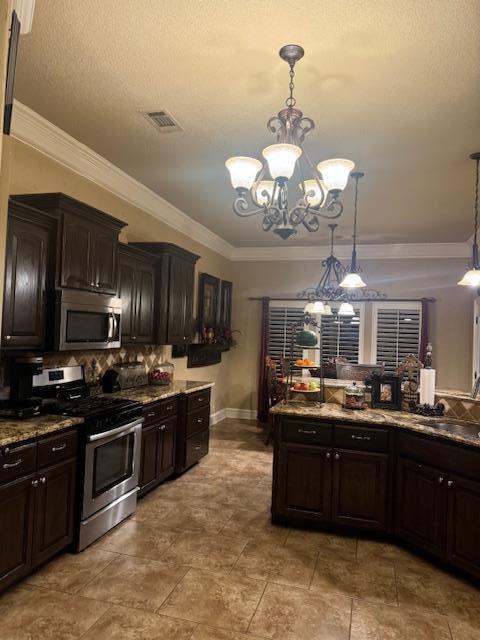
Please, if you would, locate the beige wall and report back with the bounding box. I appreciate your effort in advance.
[228,258,475,411]
[8,138,233,413]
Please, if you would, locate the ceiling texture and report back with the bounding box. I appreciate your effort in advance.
[14,0,480,247]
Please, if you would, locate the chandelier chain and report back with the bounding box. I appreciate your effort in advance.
[286,63,296,108]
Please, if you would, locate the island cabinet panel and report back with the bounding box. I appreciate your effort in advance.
[0,475,34,591]
[446,474,480,578]
[277,443,332,521]
[332,449,388,530]
[2,202,56,351]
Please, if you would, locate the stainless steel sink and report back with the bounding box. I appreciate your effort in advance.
[424,419,480,438]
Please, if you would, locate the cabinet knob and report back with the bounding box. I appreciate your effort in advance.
[447,480,454,487]
[132,336,137,340]
[438,476,444,483]
[31,479,39,488]
[39,476,46,484]
[334,453,340,460]
[90,282,95,287]
[3,335,11,340]
[325,452,331,459]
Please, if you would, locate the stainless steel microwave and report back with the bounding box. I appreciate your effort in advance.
[55,289,122,351]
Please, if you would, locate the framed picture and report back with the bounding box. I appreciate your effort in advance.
[371,374,402,410]
[198,273,220,339]
[219,280,232,331]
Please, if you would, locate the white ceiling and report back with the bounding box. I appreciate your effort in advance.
[13,0,480,247]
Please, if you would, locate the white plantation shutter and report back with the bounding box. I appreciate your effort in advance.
[268,307,305,368]
[320,307,361,362]
[374,304,422,374]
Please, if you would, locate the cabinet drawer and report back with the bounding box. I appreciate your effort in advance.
[334,424,389,453]
[0,441,37,485]
[143,397,178,425]
[281,419,332,446]
[186,406,210,438]
[186,389,211,413]
[37,430,78,468]
[185,429,209,468]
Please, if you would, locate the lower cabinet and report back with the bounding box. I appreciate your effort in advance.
[0,430,77,594]
[175,389,211,474]
[139,417,176,496]
[446,474,480,576]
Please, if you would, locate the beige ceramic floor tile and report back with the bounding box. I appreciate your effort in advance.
[232,539,317,588]
[96,519,179,560]
[82,604,197,639]
[449,618,480,640]
[249,581,352,640]
[161,531,247,573]
[151,501,236,534]
[286,529,357,561]
[159,568,266,632]
[0,584,110,639]
[25,547,118,594]
[80,554,188,611]
[311,555,397,605]
[221,509,289,544]
[190,625,264,640]
[350,599,452,640]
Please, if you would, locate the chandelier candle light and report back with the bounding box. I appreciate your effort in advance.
[458,152,480,287]
[225,44,355,239]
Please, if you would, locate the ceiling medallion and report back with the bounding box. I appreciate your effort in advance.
[225,44,356,240]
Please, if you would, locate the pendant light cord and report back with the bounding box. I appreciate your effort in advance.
[473,157,479,268]
[353,174,359,256]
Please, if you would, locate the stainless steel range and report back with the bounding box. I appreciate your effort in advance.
[33,366,143,550]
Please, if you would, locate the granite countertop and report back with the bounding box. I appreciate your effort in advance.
[102,380,215,404]
[270,401,480,449]
[0,415,83,448]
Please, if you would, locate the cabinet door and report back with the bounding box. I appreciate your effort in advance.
[2,217,50,349]
[135,262,155,343]
[332,449,388,531]
[277,443,332,521]
[158,417,176,480]
[92,224,118,294]
[61,212,93,290]
[446,474,480,578]
[166,255,188,344]
[118,255,137,343]
[0,475,34,592]
[31,458,76,568]
[395,456,447,558]
[139,425,161,496]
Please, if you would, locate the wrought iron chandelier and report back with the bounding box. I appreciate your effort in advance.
[458,152,480,287]
[225,44,356,240]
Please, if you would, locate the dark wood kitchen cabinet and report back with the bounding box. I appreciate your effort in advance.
[0,429,78,594]
[12,193,126,295]
[139,399,177,497]
[2,201,56,350]
[445,474,480,576]
[118,244,155,344]
[175,388,211,474]
[131,242,199,345]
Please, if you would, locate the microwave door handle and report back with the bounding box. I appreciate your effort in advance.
[107,313,114,342]
[112,313,119,340]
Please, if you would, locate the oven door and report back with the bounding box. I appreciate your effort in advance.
[82,419,142,519]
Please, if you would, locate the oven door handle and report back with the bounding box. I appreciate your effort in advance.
[87,418,144,442]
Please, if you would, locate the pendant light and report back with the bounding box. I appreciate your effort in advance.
[340,171,367,289]
[458,153,480,287]
[338,302,355,316]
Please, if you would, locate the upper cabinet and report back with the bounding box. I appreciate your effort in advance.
[132,243,199,345]
[2,201,56,351]
[118,244,155,344]
[12,194,125,295]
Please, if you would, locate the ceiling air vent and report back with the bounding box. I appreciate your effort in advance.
[142,109,183,133]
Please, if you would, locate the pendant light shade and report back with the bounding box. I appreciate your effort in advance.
[338,302,355,316]
[317,159,355,192]
[340,272,367,288]
[225,156,262,190]
[459,153,480,287]
[262,143,302,181]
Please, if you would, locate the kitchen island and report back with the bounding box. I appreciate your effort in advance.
[270,401,480,580]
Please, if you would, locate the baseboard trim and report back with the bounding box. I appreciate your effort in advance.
[210,409,227,425]
[225,408,257,420]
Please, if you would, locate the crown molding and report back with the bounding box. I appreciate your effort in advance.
[10,100,235,260]
[231,242,470,261]
[9,0,35,33]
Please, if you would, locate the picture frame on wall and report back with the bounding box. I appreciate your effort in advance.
[219,280,232,332]
[371,374,402,410]
[198,273,220,341]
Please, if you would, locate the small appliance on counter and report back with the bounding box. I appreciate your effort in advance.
[101,361,148,393]
[0,356,44,419]
[343,382,366,409]
[148,360,174,386]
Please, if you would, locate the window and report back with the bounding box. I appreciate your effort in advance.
[319,304,363,363]
[372,302,422,374]
[268,305,305,371]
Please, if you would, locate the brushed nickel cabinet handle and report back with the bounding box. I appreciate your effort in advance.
[147,413,156,418]
[3,459,22,469]
[197,418,203,423]
[351,435,371,441]
[166,405,173,411]
[52,444,67,452]
[448,480,454,487]
[298,429,317,434]
[438,476,444,483]
[4,335,11,340]
[325,452,331,459]
[31,479,39,487]
[195,445,201,451]
[334,453,340,460]
[39,476,46,484]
